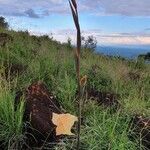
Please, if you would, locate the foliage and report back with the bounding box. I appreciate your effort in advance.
[0,27,150,149]
[138,52,150,61]
[67,37,72,49]
[0,78,25,149]
[82,35,97,51]
[0,16,9,29]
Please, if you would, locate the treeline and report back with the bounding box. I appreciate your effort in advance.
[138,52,150,61]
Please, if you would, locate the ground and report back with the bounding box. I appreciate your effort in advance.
[0,28,150,149]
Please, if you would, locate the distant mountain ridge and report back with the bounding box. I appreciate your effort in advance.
[96,45,150,59]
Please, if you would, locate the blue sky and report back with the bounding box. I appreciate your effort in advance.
[0,0,150,45]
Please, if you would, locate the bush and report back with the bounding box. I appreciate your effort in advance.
[0,16,9,29]
[82,35,97,51]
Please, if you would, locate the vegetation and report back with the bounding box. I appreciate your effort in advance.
[138,52,150,61]
[82,35,97,51]
[0,16,9,29]
[0,21,150,149]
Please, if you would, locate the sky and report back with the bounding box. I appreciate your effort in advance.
[0,0,150,46]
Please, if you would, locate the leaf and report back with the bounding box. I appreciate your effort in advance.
[52,113,78,136]
[80,75,87,87]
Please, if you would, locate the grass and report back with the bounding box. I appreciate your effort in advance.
[81,103,137,150]
[0,77,25,149]
[0,28,150,149]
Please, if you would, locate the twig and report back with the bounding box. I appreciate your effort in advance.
[68,0,81,149]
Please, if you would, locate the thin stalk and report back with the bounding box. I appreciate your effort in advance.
[68,0,81,149]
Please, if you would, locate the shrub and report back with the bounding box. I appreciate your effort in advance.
[0,16,9,29]
[82,35,97,51]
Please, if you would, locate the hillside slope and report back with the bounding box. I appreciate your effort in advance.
[0,29,150,149]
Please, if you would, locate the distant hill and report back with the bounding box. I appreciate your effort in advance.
[96,45,150,59]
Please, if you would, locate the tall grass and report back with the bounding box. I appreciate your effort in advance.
[81,102,138,150]
[0,26,149,149]
[0,77,25,149]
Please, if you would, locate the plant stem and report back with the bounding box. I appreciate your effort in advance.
[68,0,81,149]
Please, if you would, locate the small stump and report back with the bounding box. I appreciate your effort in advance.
[15,81,77,149]
[24,81,62,148]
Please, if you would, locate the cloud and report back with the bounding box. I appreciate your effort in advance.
[0,0,68,18]
[96,35,150,45]
[0,0,150,18]
[119,32,150,37]
[25,9,40,18]
[0,1,150,45]
[81,0,150,17]
[29,29,150,45]
[145,28,150,31]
